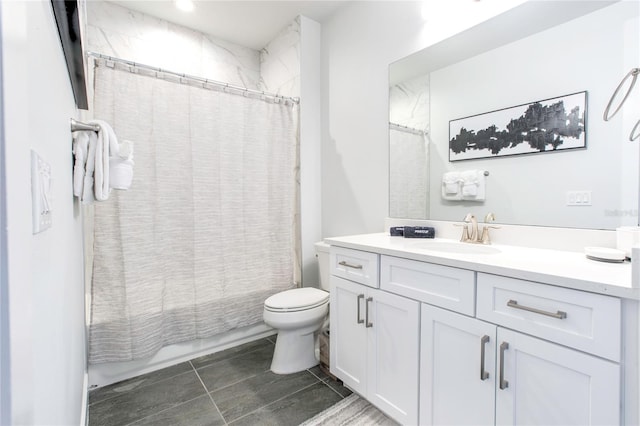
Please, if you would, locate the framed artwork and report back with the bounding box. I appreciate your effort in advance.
[449,91,587,161]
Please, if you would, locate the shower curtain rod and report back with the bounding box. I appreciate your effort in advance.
[389,122,427,136]
[87,52,300,104]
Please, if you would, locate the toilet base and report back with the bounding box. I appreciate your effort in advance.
[270,329,319,374]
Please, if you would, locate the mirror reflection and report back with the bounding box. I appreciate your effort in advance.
[389,1,640,229]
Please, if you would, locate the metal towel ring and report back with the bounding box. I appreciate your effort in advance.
[603,68,639,121]
[631,119,640,141]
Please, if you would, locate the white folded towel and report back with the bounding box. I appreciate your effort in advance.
[461,170,482,198]
[72,119,135,203]
[90,119,118,201]
[81,131,98,204]
[72,132,89,197]
[442,172,461,194]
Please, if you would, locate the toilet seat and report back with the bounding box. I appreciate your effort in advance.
[264,288,329,313]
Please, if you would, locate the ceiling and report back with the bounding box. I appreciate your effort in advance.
[108,1,349,50]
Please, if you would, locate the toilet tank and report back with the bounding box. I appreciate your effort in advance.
[314,241,331,292]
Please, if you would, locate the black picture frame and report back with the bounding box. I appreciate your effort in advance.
[50,0,88,110]
[449,91,587,162]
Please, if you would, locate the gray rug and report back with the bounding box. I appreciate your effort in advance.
[301,394,399,426]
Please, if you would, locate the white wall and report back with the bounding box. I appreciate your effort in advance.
[1,1,86,424]
[299,16,322,286]
[320,1,522,238]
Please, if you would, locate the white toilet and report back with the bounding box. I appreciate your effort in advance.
[263,241,330,374]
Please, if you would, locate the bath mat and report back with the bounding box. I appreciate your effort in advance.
[300,394,399,426]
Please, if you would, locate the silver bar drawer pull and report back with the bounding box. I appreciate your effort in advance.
[507,299,567,319]
[357,294,365,324]
[365,297,373,328]
[499,341,509,390]
[338,260,363,270]
[480,335,490,381]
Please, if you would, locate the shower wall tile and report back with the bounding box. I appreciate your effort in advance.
[389,74,430,131]
[260,17,301,97]
[86,1,261,89]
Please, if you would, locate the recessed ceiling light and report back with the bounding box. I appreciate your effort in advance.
[175,0,194,12]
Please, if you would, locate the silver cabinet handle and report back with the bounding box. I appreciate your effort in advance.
[499,341,509,390]
[356,294,364,324]
[507,299,567,319]
[365,297,373,328]
[480,335,490,381]
[339,260,363,270]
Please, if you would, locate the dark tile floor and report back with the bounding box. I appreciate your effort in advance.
[88,336,351,426]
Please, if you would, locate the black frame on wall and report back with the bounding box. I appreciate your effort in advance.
[50,0,88,110]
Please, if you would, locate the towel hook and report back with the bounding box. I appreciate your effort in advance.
[604,67,639,121]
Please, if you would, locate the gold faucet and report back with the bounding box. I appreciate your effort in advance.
[458,213,500,244]
[461,213,478,242]
[479,213,500,244]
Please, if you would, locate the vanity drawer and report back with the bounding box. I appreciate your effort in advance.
[330,247,379,288]
[380,255,475,315]
[476,273,621,361]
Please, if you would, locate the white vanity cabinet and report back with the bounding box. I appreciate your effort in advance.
[478,273,621,425]
[421,271,622,425]
[328,243,629,426]
[420,305,497,425]
[329,247,420,425]
[421,303,620,425]
[495,328,619,425]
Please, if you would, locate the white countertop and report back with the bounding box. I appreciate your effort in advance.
[324,233,640,300]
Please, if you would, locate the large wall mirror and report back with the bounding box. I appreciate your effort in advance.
[389,0,640,229]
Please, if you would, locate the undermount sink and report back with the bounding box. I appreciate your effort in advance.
[408,239,501,254]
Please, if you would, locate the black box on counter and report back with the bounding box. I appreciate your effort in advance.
[390,226,405,236]
[403,226,435,238]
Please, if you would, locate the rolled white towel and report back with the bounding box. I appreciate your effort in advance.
[110,139,134,190]
[117,140,134,159]
[109,157,134,190]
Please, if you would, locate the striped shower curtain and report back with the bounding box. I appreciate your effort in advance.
[389,126,429,219]
[88,59,299,363]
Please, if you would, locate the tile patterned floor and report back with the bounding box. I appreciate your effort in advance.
[88,336,351,426]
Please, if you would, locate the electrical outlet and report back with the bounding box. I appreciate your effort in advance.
[566,190,591,206]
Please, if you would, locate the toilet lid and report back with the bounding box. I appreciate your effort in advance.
[265,288,329,312]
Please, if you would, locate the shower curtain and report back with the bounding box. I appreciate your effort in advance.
[389,126,429,219]
[88,59,299,364]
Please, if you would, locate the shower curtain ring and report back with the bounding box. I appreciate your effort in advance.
[604,67,639,121]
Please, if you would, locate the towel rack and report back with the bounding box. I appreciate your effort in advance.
[70,118,99,132]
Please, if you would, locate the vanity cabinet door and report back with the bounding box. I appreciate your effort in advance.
[330,275,420,425]
[420,304,496,426]
[495,328,620,426]
[330,276,368,394]
[367,288,420,426]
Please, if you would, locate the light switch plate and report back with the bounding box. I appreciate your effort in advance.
[31,150,52,234]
